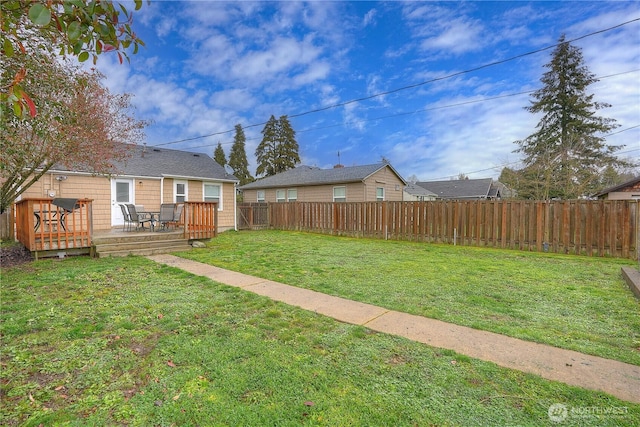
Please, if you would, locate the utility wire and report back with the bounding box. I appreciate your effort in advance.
[182,69,640,151]
[149,18,640,148]
[424,127,640,180]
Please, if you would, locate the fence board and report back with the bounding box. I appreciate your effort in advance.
[238,200,638,259]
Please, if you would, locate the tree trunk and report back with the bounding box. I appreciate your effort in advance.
[0,206,15,241]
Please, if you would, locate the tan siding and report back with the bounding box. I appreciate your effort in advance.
[363,168,405,201]
[163,178,174,203]
[242,189,259,203]
[20,173,113,230]
[134,179,162,211]
[17,172,236,231]
[218,183,236,230]
[603,192,640,200]
[240,166,405,203]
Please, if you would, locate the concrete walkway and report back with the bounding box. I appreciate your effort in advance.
[148,254,640,404]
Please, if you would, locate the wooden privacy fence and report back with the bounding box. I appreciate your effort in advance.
[240,200,638,259]
[238,203,270,230]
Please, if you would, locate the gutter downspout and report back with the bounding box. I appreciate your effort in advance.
[234,181,238,231]
[160,177,164,204]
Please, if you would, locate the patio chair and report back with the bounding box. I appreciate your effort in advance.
[157,203,176,231]
[173,203,184,229]
[125,204,153,231]
[159,203,185,230]
[119,204,133,231]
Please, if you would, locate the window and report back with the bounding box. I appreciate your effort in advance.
[115,182,130,203]
[376,187,385,201]
[257,190,265,203]
[175,180,187,203]
[287,189,297,201]
[276,189,286,202]
[204,183,222,209]
[333,186,346,202]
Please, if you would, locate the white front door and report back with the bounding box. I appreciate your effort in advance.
[111,178,134,226]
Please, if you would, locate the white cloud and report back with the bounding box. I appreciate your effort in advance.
[343,103,367,132]
[363,9,377,27]
[420,18,485,55]
[210,89,256,111]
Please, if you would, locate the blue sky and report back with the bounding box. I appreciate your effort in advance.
[96,1,640,182]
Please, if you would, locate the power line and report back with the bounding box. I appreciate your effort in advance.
[148,18,640,148]
[424,126,640,180]
[182,69,640,151]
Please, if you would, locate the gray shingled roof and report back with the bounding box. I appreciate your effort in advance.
[53,144,238,182]
[240,163,406,190]
[404,182,438,198]
[416,178,493,199]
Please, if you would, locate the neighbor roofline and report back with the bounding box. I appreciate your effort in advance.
[162,173,239,183]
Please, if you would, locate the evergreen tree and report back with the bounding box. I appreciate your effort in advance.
[213,142,227,167]
[256,115,278,177]
[276,115,300,172]
[255,115,300,177]
[512,35,628,199]
[229,124,254,185]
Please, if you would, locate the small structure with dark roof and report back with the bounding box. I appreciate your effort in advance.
[593,177,640,200]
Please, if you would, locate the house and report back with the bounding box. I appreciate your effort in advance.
[403,182,439,201]
[18,144,239,231]
[415,178,508,200]
[593,177,640,200]
[239,163,407,203]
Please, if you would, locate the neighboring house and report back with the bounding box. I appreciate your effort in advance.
[404,182,439,201]
[18,144,239,231]
[415,178,508,200]
[593,177,640,200]
[239,163,407,203]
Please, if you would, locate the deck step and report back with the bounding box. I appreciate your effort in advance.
[96,244,192,257]
[93,231,194,257]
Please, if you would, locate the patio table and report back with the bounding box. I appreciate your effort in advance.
[138,211,160,231]
[33,209,67,231]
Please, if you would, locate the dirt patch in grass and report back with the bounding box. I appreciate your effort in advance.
[0,243,32,268]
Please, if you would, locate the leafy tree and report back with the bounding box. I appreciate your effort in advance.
[255,115,300,177]
[213,142,227,167]
[512,35,628,199]
[228,124,254,186]
[1,0,145,117]
[0,52,146,213]
[597,165,638,191]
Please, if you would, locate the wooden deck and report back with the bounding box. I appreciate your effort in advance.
[14,199,218,258]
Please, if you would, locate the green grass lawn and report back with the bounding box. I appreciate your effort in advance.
[1,255,639,426]
[180,230,640,366]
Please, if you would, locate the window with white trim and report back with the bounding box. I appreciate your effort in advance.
[257,190,265,203]
[376,187,385,201]
[287,189,297,201]
[333,186,346,202]
[204,183,222,209]
[276,189,286,202]
[175,180,188,202]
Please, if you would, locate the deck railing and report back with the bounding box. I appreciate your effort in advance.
[15,198,93,255]
[183,201,218,240]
